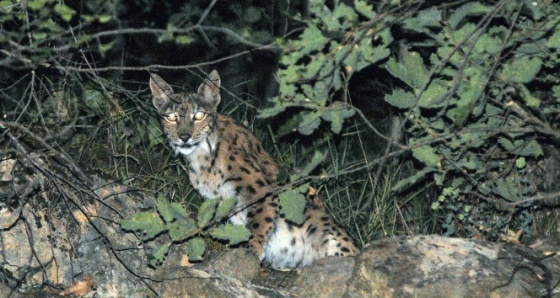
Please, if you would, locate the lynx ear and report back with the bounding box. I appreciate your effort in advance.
[197,70,221,109]
[149,74,174,111]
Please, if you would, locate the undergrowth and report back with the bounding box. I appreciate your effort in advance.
[3,0,560,269]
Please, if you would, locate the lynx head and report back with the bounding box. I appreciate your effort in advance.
[150,70,221,156]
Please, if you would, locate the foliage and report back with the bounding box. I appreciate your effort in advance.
[278,185,309,224]
[121,196,248,266]
[258,0,392,136]
[264,0,560,240]
[383,0,559,239]
[3,0,560,272]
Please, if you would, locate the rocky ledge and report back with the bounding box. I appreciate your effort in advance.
[1,154,559,297]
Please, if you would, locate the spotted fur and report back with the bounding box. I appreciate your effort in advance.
[150,70,358,269]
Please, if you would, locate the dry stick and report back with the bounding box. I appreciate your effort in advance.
[4,130,85,291]
[195,0,219,50]
[0,120,91,185]
[44,48,262,73]
[91,26,270,49]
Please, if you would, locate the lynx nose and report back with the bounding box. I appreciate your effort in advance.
[179,134,190,142]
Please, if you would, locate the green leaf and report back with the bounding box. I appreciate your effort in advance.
[198,199,218,228]
[457,155,481,171]
[188,238,206,261]
[298,24,329,55]
[279,189,306,225]
[216,198,238,220]
[82,88,109,115]
[360,29,392,65]
[546,30,560,49]
[167,218,197,242]
[32,32,47,41]
[147,117,165,148]
[321,105,355,134]
[499,57,542,83]
[121,211,166,241]
[384,89,415,109]
[149,243,170,267]
[402,7,441,33]
[243,6,262,23]
[210,224,251,245]
[516,42,543,55]
[474,31,503,54]
[298,111,322,135]
[492,178,518,201]
[257,104,288,119]
[478,184,491,196]
[436,46,462,67]
[98,15,112,23]
[386,53,428,89]
[306,56,325,77]
[27,0,49,11]
[251,30,273,44]
[54,4,76,22]
[418,82,449,108]
[448,2,490,29]
[430,118,445,131]
[171,202,192,222]
[459,132,486,148]
[513,139,543,157]
[519,85,541,108]
[354,0,375,18]
[0,0,13,12]
[412,145,439,167]
[516,157,526,169]
[277,113,303,137]
[447,82,482,125]
[176,35,194,45]
[553,85,560,101]
[499,137,543,157]
[431,201,440,210]
[37,18,63,32]
[392,167,436,191]
[498,137,516,151]
[98,41,115,55]
[159,23,175,43]
[157,196,175,223]
[334,3,357,23]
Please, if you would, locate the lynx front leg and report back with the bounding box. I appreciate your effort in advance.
[246,195,279,259]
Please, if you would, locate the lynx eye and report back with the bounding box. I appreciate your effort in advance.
[165,113,177,122]
[193,111,206,121]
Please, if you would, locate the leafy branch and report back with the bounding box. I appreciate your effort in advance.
[121,196,249,267]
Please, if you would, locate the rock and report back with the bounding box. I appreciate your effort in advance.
[199,248,261,283]
[158,266,290,298]
[291,256,355,297]
[345,235,557,297]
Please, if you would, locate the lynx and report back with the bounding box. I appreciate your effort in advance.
[149,70,358,269]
